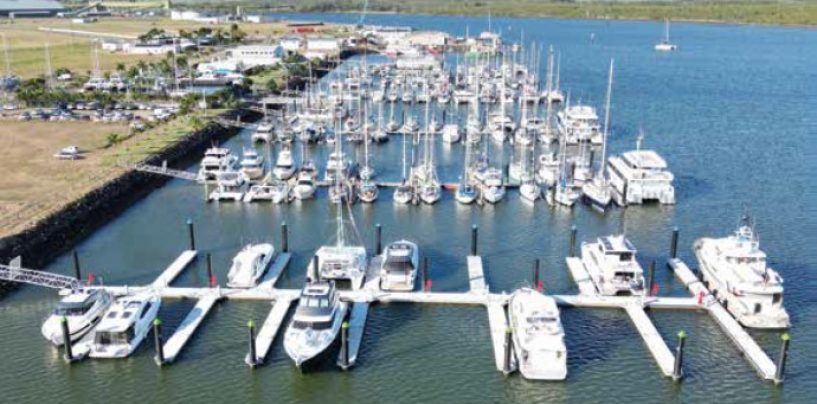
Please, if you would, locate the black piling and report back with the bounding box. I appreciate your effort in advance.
[375,223,382,255]
[504,326,513,374]
[569,226,578,257]
[281,222,289,253]
[422,257,430,291]
[61,316,73,362]
[673,330,687,381]
[206,253,214,287]
[153,318,164,366]
[532,259,540,289]
[247,320,257,367]
[648,260,656,296]
[774,333,790,384]
[72,250,81,281]
[187,219,196,251]
[471,224,478,256]
[670,227,679,259]
[340,321,350,369]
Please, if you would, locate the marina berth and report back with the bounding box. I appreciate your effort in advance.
[226,243,276,289]
[580,235,646,296]
[283,281,348,369]
[41,289,113,345]
[89,293,161,359]
[509,288,568,380]
[607,145,675,206]
[694,216,790,329]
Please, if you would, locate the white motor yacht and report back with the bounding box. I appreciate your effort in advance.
[481,168,505,204]
[509,288,568,380]
[197,147,238,183]
[274,146,297,180]
[292,166,317,200]
[239,148,264,181]
[379,240,419,291]
[283,281,348,369]
[536,153,560,187]
[580,235,646,296]
[694,216,790,329]
[226,243,276,288]
[41,289,113,345]
[252,120,274,143]
[557,105,602,145]
[89,293,161,358]
[441,124,461,143]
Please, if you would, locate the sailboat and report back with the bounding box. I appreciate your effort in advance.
[359,102,376,180]
[372,101,389,142]
[655,19,678,51]
[393,132,414,205]
[385,102,400,133]
[582,59,615,212]
[292,142,317,200]
[456,134,478,204]
[418,102,442,204]
[546,124,580,207]
[519,141,540,204]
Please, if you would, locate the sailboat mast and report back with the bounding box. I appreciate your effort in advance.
[599,59,614,178]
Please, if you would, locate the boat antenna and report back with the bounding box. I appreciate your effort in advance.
[636,128,644,152]
[598,58,614,178]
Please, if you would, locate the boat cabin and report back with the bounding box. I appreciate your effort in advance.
[292,282,339,330]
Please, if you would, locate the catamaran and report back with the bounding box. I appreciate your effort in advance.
[694,215,790,329]
[308,187,368,289]
[607,133,676,206]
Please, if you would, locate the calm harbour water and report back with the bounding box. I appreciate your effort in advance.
[1,14,816,403]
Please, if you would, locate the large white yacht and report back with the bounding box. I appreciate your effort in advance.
[694,216,790,329]
[379,240,419,291]
[89,293,161,358]
[580,235,646,296]
[197,147,238,183]
[273,146,297,180]
[239,148,264,181]
[226,243,276,288]
[283,281,348,369]
[556,105,602,145]
[41,289,113,345]
[509,288,568,380]
[607,145,675,206]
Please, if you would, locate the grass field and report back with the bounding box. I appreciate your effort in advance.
[0,110,219,238]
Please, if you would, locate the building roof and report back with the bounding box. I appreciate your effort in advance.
[0,0,63,11]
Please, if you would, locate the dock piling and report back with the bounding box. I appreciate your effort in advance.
[206,253,215,287]
[153,318,164,366]
[673,330,686,381]
[248,320,257,368]
[187,219,196,251]
[670,227,679,259]
[375,223,382,255]
[281,222,289,253]
[533,259,541,291]
[471,225,478,256]
[774,333,790,384]
[423,257,430,291]
[569,226,578,257]
[61,316,73,362]
[648,260,656,296]
[72,251,81,281]
[503,326,513,374]
[340,321,350,369]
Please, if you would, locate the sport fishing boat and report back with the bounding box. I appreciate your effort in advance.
[226,243,276,288]
[694,215,790,329]
[239,148,264,181]
[509,288,568,380]
[89,293,161,359]
[41,289,113,345]
[580,235,646,296]
[379,240,419,291]
[283,281,348,369]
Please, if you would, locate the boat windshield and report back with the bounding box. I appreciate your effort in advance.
[292,319,332,330]
[95,326,135,345]
[54,299,95,316]
[384,259,414,274]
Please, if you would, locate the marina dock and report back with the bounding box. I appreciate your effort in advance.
[257,253,292,289]
[248,297,295,366]
[339,302,369,370]
[151,250,198,288]
[162,295,220,364]
[624,303,676,377]
[467,256,488,293]
[668,258,777,380]
[487,300,516,373]
[565,257,597,295]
